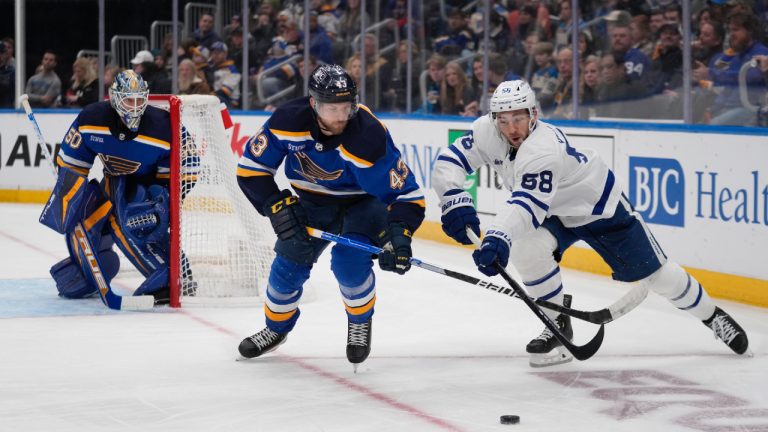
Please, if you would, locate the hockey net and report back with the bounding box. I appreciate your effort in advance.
[150,95,275,307]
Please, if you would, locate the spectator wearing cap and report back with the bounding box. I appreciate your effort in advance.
[131,50,171,94]
[0,40,14,108]
[647,23,684,118]
[316,0,342,38]
[209,42,241,108]
[25,50,61,108]
[663,4,682,26]
[694,11,768,125]
[194,12,223,50]
[509,4,539,43]
[434,8,476,58]
[607,16,652,88]
[650,24,683,92]
[227,27,259,75]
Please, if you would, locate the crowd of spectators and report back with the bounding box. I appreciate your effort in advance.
[2,0,768,127]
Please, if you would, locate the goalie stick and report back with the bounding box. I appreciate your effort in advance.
[307,227,645,325]
[20,94,155,311]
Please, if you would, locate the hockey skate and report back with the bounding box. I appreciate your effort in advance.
[703,307,751,356]
[238,327,287,359]
[526,294,573,368]
[346,318,372,372]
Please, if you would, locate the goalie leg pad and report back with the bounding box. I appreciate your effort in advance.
[39,167,89,234]
[53,223,120,299]
[331,233,377,324]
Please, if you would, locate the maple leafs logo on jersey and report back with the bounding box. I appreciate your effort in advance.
[293,152,343,183]
[98,153,142,176]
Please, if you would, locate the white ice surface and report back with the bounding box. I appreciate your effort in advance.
[1,202,766,432]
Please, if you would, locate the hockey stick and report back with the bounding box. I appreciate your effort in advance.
[467,231,604,361]
[20,94,155,311]
[306,227,612,324]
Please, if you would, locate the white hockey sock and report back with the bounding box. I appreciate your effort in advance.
[645,262,716,321]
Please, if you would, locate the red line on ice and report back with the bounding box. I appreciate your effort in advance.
[182,310,467,432]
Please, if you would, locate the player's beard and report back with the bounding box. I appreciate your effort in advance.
[317,116,347,136]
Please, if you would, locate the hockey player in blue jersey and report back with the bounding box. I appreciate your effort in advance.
[236,64,425,366]
[39,70,194,306]
[433,80,750,366]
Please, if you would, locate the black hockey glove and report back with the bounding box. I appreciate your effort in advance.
[377,223,413,275]
[263,190,309,242]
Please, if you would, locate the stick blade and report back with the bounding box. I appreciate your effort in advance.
[569,324,605,361]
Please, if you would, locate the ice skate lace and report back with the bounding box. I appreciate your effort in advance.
[251,328,280,349]
[348,322,370,346]
[710,315,738,344]
[533,327,554,342]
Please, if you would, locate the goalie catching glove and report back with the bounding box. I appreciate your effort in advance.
[263,189,309,242]
[378,223,413,274]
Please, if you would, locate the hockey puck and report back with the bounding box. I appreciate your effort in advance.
[500,415,520,425]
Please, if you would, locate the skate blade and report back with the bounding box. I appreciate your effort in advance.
[741,347,755,358]
[529,348,574,368]
[353,363,359,373]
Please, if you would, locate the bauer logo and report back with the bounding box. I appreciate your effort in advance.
[629,157,685,227]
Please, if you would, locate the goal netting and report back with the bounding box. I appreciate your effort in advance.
[153,95,275,307]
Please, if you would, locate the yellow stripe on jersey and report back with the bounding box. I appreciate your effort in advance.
[135,135,171,150]
[344,295,376,315]
[61,176,86,226]
[270,128,313,142]
[155,173,170,179]
[56,156,89,175]
[236,167,273,177]
[338,145,374,168]
[83,201,113,232]
[264,305,297,322]
[78,125,110,134]
[357,104,387,131]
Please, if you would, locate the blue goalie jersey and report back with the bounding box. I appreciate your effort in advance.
[237,97,425,228]
[56,101,174,185]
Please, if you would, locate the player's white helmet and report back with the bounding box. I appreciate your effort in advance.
[109,70,149,132]
[489,80,538,134]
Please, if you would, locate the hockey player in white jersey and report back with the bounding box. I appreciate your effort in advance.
[432,80,750,367]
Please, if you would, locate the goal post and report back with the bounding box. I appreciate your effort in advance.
[150,94,275,307]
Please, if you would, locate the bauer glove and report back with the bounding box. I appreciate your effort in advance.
[440,189,480,245]
[263,190,309,242]
[472,231,511,277]
[378,223,413,275]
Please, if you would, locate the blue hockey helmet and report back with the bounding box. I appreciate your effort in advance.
[308,64,358,119]
[109,70,149,132]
